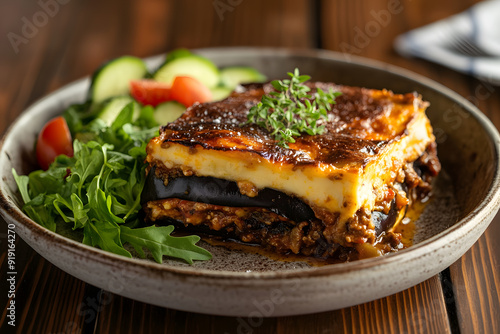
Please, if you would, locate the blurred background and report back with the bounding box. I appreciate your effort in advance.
[1,0,499,333]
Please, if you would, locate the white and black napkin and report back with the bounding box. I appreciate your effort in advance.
[394,0,500,83]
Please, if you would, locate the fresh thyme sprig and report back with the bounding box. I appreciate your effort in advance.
[245,68,341,147]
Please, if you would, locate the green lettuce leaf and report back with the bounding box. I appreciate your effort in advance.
[12,100,211,264]
[120,225,212,264]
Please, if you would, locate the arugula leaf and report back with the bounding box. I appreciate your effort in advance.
[69,140,105,198]
[120,225,212,264]
[23,194,58,232]
[28,167,70,197]
[134,105,157,128]
[63,101,91,135]
[12,169,30,204]
[71,194,89,229]
[111,102,134,132]
[83,220,130,258]
[12,100,212,264]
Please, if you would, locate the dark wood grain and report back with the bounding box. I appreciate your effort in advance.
[0,222,97,334]
[1,0,499,333]
[92,275,449,334]
[450,212,500,333]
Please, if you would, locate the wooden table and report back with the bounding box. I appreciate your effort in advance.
[1,0,499,333]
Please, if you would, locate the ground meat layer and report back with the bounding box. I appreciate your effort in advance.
[145,199,326,255]
[143,143,440,260]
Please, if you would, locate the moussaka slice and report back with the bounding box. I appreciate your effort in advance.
[142,81,440,260]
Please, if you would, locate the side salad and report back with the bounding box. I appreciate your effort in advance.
[13,49,266,264]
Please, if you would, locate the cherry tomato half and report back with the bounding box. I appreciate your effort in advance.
[130,80,172,107]
[170,76,212,107]
[36,116,73,170]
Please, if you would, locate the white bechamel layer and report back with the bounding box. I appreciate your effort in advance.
[148,113,434,223]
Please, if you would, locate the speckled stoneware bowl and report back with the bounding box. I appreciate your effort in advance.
[1,48,500,316]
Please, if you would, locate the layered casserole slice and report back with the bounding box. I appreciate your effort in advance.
[142,82,440,260]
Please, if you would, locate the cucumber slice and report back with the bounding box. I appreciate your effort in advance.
[154,101,186,125]
[165,48,192,63]
[220,67,266,89]
[90,56,147,104]
[153,55,220,88]
[210,86,232,101]
[97,96,141,126]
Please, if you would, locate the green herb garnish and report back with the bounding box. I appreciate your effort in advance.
[13,103,211,264]
[245,68,341,147]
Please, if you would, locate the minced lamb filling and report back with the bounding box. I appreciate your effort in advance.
[142,143,439,259]
[141,82,441,260]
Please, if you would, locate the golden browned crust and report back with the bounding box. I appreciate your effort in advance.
[143,82,440,260]
[157,82,428,167]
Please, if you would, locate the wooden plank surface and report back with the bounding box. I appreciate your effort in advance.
[1,0,499,333]
[450,206,500,334]
[92,274,450,334]
[0,222,97,333]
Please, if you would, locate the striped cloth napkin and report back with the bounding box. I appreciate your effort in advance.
[394,0,500,83]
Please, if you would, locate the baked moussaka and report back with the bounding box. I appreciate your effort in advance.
[141,81,440,261]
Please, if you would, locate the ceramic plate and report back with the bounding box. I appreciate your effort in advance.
[1,48,500,317]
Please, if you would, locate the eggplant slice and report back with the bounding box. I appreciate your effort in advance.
[141,166,316,222]
[141,165,404,238]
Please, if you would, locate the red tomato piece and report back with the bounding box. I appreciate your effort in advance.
[130,80,173,107]
[170,76,212,107]
[36,116,73,170]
